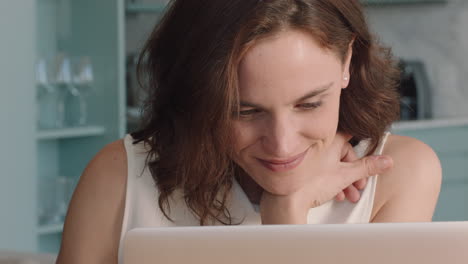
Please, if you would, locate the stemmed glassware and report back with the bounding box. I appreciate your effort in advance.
[35,54,93,226]
[35,54,95,129]
[72,56,95,126]
[54,54,75,128]
[35,58,56,129]
[37,176,78,226]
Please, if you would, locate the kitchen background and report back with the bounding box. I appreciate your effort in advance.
[1,0,467,259]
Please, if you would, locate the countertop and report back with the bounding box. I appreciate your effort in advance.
[391,117,468,131]
[0,251,56,264]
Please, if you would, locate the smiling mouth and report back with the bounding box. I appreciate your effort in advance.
[257,149,309,172]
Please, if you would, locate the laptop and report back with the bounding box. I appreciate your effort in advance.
[123,221,468,264]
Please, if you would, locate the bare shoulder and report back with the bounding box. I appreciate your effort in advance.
[382,134,441,168]
[370,134,442,222]
[57,139,128,264]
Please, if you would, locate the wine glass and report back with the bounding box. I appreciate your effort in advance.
[35,58,57,129]
[53,54,79,128]
[48,176,78,225]
[36,59,54,94]
[37,176,56,226]
[72,56,95,126]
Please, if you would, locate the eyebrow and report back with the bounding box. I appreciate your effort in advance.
[239,82,334,108]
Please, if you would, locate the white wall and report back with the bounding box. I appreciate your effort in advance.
[365,0,468,118]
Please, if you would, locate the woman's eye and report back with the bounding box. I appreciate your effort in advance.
[298,101,322,109]
[239,109,261,116]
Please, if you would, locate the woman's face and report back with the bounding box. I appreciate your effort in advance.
[231,29,352,195]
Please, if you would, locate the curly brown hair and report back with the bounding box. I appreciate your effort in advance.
[131,0,400,225]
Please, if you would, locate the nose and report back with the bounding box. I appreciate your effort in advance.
[261,113,300,159]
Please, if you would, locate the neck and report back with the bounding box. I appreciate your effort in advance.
[236,169,263,205]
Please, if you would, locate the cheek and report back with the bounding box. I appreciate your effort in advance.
[231,121,258,155]
[306,101,340,135]
[301,98,341,150]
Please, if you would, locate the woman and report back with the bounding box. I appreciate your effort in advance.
[57,0,441,263]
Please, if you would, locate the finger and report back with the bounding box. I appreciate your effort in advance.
[339,143,369,193]
[340,142,368,191]
[353,178,367,190]
[343,184,361,203]
[335,191,345,201]
[349,155,393,182]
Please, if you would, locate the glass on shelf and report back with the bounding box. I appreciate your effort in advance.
[36,57,59,129]
[54,54,74,128]
[35,53,96,130]
[71,56,95,126]
[38,175,78,227]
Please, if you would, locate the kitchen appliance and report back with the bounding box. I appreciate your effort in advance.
[397,59,432,120]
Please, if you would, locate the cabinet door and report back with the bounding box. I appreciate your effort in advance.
[34,0,125,254]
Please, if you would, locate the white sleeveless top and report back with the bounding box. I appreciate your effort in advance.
[118,132,391,263]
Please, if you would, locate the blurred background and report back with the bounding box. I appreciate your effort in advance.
[1,0,468,260]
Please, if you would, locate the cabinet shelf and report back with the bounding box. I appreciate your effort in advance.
[37,223,64,235]
[125,3,166,14]
[36,126,106,140]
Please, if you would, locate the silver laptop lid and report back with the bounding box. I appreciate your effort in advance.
[123,222,468,264]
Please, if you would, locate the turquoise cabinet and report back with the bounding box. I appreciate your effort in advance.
[0,0,126,254]
[34,0,126,253]
[393,123,468,221]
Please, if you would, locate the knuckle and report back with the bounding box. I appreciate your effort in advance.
[363,157,374,176]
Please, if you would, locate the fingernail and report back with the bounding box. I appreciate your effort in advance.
[376,156,391,170]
